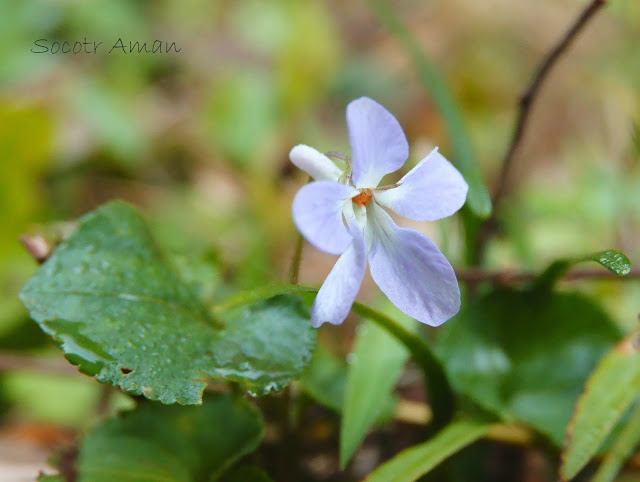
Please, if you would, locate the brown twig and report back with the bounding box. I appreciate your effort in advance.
[455,266,640,285]
[472,0,609,265]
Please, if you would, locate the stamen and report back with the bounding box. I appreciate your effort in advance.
[325,151,349,162]
[352,189,373,207]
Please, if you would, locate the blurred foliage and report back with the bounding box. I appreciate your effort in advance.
[1,0,640,480]
[64,393,264,481]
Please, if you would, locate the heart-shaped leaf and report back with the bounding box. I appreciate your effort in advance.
[20,201,316,404]
[436,288,621,446]
[213,295,316,396]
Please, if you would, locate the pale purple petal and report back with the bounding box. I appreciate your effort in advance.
[366,203,460,326]
[292,181,358,255]
[346,97,409,188]
[290,144,343,181]
[311,220,366,328]
[374,148,468,221]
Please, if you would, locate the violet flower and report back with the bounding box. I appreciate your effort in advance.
[291,97,468,328]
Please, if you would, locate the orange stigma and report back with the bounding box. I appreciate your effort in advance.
[352,190,373,207]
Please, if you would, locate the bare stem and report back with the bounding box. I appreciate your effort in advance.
[289,233,304,284]
[289,176,312,284]
[472,0,609,265]
[455,266,640,285]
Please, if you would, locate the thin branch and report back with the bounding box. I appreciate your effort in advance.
[472,0,609,264]
[493,0,607,210]
[455,267,640,285]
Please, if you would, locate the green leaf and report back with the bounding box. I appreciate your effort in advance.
[366,418,491,482]
[586,250,632,276]
[301,345,397,419]
[365,0,491,218]
[351,302,454,432]
[212,295,317,396]
[214,283,316,313]
[436,288,621,446]
[20,202,316,403]
[560,334,640,481]
[340,311,416,468]
[592,402,640,482]
[217,284,453,432]
[71,393,263,482]
[537,249,632,288]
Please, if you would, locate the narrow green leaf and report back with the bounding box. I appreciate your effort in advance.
[351,302,455,433]
[216,284,453,434]
[300,346,348,413]
[300,345,397,420]
[592,402,640,482]
[561,334,640,481]
[365,0,491,218]
[20,202,316,403]
[437,288,621,446]
[366,418,491,482]
[340,312,416,468]
[72,393,263,482]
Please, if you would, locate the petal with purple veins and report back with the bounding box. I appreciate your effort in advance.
[366,203,460,326]
[311,220,366,327]
[292,181,358,255]
[346,97,409,188]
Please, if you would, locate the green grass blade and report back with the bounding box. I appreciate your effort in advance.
[366,418,491,482]
[366,0,491,218]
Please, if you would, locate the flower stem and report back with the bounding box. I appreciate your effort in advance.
[289,176,311,285]
[350,302,454,433]
[289,233,304,284]
[215,284,455,432]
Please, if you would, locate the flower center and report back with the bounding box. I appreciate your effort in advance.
[352,189,373,207]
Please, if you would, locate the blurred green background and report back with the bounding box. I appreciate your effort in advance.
[0,0,639,476]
